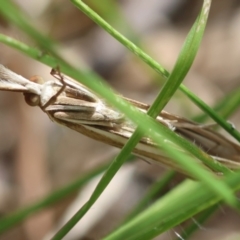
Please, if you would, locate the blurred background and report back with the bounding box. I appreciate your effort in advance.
[0,0,240,239]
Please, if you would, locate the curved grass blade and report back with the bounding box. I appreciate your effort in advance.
[0,163,107,233]
[194,86,240,122]
[123,171,176,223]
[70,0,240,142]
[104,172,240,240]
[0,1,238,238]
[0,0,239,142]
[52,1,238,239]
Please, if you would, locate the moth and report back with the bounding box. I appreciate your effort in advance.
[0,64,240,175]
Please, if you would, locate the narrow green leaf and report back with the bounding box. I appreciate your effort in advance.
[104,172,240,240]
[123,171,176,223]
[0,163,107,233]
[194,87,240,122]
[70,0,240,142]
[52,1,237,239]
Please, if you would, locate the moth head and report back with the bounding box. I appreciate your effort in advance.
[25,76,64,108]
[24,75,43,106]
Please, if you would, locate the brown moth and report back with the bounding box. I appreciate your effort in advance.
[0,64,240,174]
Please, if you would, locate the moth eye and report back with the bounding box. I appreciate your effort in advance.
[24,93,40,106]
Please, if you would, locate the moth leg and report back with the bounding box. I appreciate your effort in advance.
[41,67,68,110]
[50,67,67,98]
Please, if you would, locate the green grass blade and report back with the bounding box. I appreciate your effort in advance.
[0,2,237,175]
[52,1,238,238]
[194,86,240,122]
[123,171,176,223]
[69,0,240,142]
[1,0,238,143]
[0,34,230,175]
[0,0,64,62]
[104,172,240,240]
[181,85,240,141]
[0,163,107,233]
[0,0,236,206]
[0,1,239,238]
[175,204,219,240]
[70,0,168,78]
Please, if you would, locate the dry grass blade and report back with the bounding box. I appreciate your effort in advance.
[1,64,240,175]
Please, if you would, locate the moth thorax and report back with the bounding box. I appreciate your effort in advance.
[24,93,40,106]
